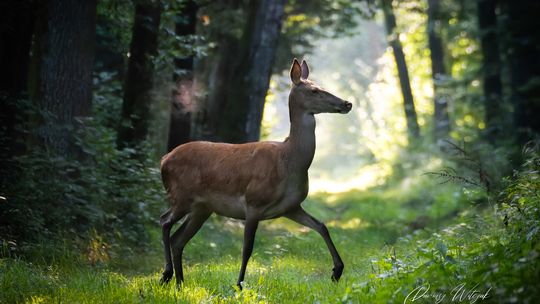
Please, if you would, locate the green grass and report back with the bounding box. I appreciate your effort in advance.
[0,175,466,303]
[2,170,538,303]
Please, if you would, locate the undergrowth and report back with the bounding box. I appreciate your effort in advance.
[1,124,539,303]
[352,142,540,303]
[0,82,165,262]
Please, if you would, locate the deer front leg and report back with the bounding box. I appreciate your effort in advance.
[285,207,344,281]
[237,217,259,289]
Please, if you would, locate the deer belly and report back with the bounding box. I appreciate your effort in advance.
[197,193,247,219]
[258,185,308,219]
[259,199,300,220]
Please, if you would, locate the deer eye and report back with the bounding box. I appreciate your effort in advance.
[311,89,319,94]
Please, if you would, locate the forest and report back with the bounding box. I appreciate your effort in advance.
[1,0,540,303]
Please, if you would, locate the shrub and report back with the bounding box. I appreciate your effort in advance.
[0,93,165,260]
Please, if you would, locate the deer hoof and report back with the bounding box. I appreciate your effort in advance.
[160,269,173,285]
[331,264,344,282]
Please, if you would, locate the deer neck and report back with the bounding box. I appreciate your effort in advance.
[286,96,316,173]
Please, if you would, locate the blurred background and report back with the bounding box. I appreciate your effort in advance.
[1,0,540,302]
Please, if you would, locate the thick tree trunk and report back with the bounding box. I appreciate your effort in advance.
[504,0,540,144]
[29,0,97,157]
[427,0,450,141]
[217,0,286,143]
[242,0,287,142]
[0,0,35,182]
[0,0,35,147]
[204,39,241,140]
[381,0,420,142]
[190,0,242,142]
[0,0,34,100]
[477,0,503,143]
[117,1,162,149]
[167,0,198,151]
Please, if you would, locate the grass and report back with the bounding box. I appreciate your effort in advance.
[1,173,477,304]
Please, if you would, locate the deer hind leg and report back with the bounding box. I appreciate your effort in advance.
[160,207,188,284]
[285,207,344,282]
[170,209,211,287]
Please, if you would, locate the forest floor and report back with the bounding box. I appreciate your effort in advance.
[2,178,483,304]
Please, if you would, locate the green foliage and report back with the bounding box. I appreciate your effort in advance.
[75,116,164,247]
[95,0,133,73]
[158,0,208,68]
[0,146,476,303]
[349,142,540,303]
[419,140,512,196]
[2,146,539,302]
[194,0,372,74]
[0,91,165,260]
[274,0,372,72]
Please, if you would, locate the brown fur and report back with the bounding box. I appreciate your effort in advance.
[161,140,289,219]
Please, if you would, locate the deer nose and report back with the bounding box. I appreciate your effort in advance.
[341,101,352,113]
[338,101,352,114]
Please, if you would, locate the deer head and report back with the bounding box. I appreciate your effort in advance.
[289,58,352,114]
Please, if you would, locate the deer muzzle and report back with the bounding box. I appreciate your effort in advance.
[339,101,352,114]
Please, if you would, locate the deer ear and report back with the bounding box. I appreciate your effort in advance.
[301,60,309,79]
[290,58,302,85]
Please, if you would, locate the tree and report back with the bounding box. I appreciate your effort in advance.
[503,0,540,144]
[191,0,364,143]
[94,1,132,85]
[117,0,162,149]
[28,0,97,156]
[477,0,503,143]
[427,0,450,141]
[0,0,34,105]
[190,0,243,141]
[167,0,198,151]
[381,0,420,142]
[216,0,287,143]
[0,0,35,167]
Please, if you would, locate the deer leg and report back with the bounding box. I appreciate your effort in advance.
[160,209,187,284]
[285,207,344,282]
[236,217,259,289]
[170,210,211,287]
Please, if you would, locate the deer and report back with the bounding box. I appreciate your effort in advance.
[159,58,352,289]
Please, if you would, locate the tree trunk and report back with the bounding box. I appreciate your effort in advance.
[381,0,420,142]
[0,0,35,182]
[29,0,97,157]
[477,0,503,143]
[117,1,162,149]
[0,0,35,148]
[217,0,286,143]
[427,0,450,141]
[190,0,242,142]
[167,0,198,152]
[0,0,34,100]
[504,0,540,144]
[204,39,241,140]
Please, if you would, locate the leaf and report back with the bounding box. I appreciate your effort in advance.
[435,242,448,257]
